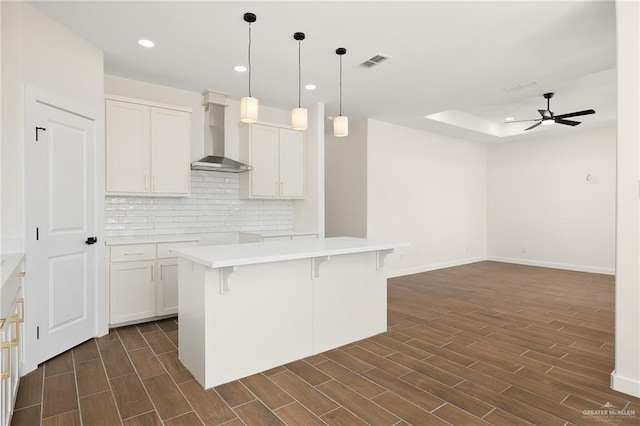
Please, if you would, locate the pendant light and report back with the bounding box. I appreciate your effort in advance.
[291,32,308,131]
[240,12,258,123]
[333,47,348,137]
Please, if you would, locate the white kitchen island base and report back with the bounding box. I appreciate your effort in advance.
[175,237,407,389]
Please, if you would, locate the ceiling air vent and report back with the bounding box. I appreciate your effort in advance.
[502,81,538,93]
[360,53,391,68]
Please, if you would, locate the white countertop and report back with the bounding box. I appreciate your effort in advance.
[174,237,409,268]
[105,235,201,246]
[239,230,318,237]
[1,253,25,288]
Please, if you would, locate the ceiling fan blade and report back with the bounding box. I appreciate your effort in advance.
[555,118,581,126]
[504,118,540,123]
[524,122,542,131]
[554,109,595,119]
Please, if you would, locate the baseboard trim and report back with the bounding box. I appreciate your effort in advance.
[387,257,487,278]
[610,370,640,398]
[487,256,615,275]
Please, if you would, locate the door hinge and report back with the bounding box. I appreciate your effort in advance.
[36,326,40,340]
[35,127,47,142]
[36,227,39,241]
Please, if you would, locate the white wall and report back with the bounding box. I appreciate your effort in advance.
[488,126,616,274]
[366,119,487,277]
[325,118,368,238]
[294,102,325,235]
[612,0,640,398]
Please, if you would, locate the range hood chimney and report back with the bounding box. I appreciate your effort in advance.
[191,90,253,173]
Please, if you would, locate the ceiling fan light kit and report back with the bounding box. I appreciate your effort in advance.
[505,92,595,131]
[240,12,259,124]
[291,32,308,131]
[333,47,349,137]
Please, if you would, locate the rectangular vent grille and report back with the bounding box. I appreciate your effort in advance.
[360,53,390,68]
[503,81,538,93]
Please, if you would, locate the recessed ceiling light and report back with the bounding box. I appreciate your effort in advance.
[234,65,247,72]
[305,84,316,90]
[504,116,514,121]
[138,39,155,48]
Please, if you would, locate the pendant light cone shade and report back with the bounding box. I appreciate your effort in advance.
[333,115,348,137]
[240,96,259,124]
[240,12,259,124]
[292,107,308,130]
[334,47,348,137]
[291,32,308,130]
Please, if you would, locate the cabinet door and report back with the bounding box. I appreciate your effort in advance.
[156,259,179,316]
[250,125,280,197]
[106,100,150,193]
[278,129,305,198]
[150,107,191,195]
[109,261,155,324]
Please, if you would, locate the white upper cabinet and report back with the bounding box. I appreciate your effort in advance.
[279,129,305,198]
[239,123,305,199]
[106,101,150,193]
[106,96,191,196]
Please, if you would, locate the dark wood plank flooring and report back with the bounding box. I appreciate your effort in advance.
[11,261,640,425]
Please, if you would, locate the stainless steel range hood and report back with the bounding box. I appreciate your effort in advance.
[191,91,253,173]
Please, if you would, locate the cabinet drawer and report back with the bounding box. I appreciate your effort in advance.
[292,234,318,240]
[110,244,156,262]
[157,241,197,259]
[262,236,292,242]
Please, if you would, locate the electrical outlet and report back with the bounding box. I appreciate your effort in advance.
[521,246,528,254]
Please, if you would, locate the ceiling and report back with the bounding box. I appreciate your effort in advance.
[30,1,617,143]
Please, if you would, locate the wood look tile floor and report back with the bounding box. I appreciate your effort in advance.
[11,261,640,425]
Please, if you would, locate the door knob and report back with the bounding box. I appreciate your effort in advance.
[85,237,97,245]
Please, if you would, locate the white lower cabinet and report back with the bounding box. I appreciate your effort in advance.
[109,261,155,324]
[156,258,179,316]
[108,241,195,326]
[0,256,25,426]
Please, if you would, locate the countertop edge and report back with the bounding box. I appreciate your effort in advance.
[175,238,409,269]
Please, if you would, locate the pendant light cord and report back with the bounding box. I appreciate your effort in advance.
[248,23,252,97]
[298,41,302,108]
[339,54,343,116]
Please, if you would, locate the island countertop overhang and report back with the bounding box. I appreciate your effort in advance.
[173,237,409,269]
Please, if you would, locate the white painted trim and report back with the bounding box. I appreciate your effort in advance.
[104,94,193,113]
[487,256,615,275]
[611,370,640,398]
[23,85,106,373]
[387,257,487,278]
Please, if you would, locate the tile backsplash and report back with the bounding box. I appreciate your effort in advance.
[105,171,295,238]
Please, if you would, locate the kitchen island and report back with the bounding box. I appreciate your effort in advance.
[174,237,408,389]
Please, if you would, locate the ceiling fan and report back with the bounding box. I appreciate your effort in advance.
[505,92,596,131]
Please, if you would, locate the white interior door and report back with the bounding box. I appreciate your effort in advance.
[26,101,97,363]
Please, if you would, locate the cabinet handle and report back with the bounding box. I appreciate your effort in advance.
[0,341,10,380]
[160,264,164,280]
[150,266,154,281]
[16,272,25,278]
[153,176,156,191]
[144,175,148,190]
[276,181,279,195]
[280,181,284,195]
[124,252,144,256]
